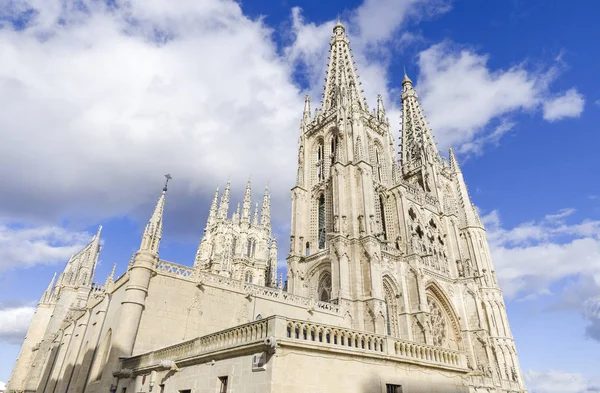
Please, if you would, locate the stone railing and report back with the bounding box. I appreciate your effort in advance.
[122,317,271,371]
[156,260,195,280]
[120,316,467,375]
[197,271,341,314]
[90,282,104,293]
[283,318,464,370]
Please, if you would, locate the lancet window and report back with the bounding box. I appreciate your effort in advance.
[379,195,388,241]
[317,141,324,182]
[318,194,326,249]
[246,238,256,258]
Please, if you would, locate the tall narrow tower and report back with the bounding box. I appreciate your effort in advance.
[287,20,398,331]
[286,20,526,391]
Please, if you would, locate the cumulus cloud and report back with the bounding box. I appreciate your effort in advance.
[483,208,600,341]
[0,0,301,234]
[542,88,586,121]
[0,0,587,268]
[0,305,35,344]
[0,224,93,271]
[524,370,600,393]
[416,43,586,154]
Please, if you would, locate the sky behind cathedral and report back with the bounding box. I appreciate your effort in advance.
[0,0,599,390]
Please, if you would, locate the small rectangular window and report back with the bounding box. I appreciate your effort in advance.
[179,390,191,393]
[121,388,126,393]
[386,384,402,393]
[218,377,228,393]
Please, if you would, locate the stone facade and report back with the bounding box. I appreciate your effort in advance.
[7,21,527,393]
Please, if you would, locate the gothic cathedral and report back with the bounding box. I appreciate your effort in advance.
[7,21,526,393]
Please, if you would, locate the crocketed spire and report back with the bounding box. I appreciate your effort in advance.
[242,178,252,221]
[321,19,365,112]
[139,175,170,255]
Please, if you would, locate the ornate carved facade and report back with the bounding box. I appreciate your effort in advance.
[8,21,526,393]
[287,21,526,391]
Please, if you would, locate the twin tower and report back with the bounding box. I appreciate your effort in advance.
[9,20,526,393]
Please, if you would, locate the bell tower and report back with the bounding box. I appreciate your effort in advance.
[287,21,398,332]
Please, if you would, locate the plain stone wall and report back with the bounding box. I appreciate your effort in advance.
[132,273,349,356]
[118,353,273,393]
[270,347,469,393]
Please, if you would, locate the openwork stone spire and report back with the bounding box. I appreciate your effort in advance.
[400,72,440,171]
[448,148,482,228]
[207,186,219,227]
[242,178,252,221]
[217,180,230,220]
[321,21,365,112]
[260,186,270,227]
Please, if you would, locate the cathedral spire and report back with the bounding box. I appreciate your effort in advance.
[377,94,386,122]
[217,180,230,220]
[104,263,117,287]
[448,146,459,172]
[321,20,365,112]
[207,186,219,227]
[139,175,170,255]
[448,148,482,228]
[302,95,311,124]
[260,186,270,227]
[41,273,57,304]
[242,179,252,221]
[399,71,440,171]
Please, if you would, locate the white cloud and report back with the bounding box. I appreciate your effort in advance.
[0,380,5,390]
[0,306,35,344]
[0,224,92,271]
[0,0,301,232]
[415,43,587,155]
[483,208,600,341]
[543,88,586,121]
[524,370,600,393]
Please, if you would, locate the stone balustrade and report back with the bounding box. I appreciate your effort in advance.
[156,260,194,280]
[284,318,463,369]
[122,318,270,371]
[196,270,341,314]
[120,315,467,375]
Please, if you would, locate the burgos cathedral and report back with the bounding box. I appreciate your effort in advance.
[8,22,527,393]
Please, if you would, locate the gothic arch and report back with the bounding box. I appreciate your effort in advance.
[306,260,332,300]
[382,275,400,337]
[424,281,463,350]
[311,137,325,184]
[317,271,332,303]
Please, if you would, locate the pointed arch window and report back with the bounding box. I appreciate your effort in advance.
[318,194,326,249]
[247,238,256,258]
[379,195,388,241]
[317,142,324,182]
[376,150,382,182]
[231,237,237,256]
[318,272,332,303]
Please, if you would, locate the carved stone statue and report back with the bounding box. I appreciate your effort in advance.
[358,215,365,234]
[334,215,339,232]
[342,215,348,235]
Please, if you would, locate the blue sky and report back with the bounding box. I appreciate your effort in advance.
[0,0,599,391]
